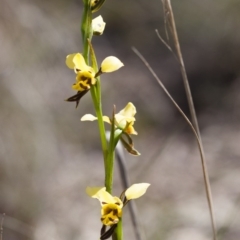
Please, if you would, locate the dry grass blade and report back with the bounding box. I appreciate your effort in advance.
[1,214,5,240]
[162,1,217,239]
[162,0,201,137]
[132,46,217,240]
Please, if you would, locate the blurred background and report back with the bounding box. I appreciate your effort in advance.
[1,0,240,239]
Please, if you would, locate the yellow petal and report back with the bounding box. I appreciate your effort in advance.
[92,15,106,35]
[115,114,135,124]
[86,187,118,205]
[126,125,138,135]
[86,187,106,198]
[66,53,88,70]
[118,102,136,118]
[102,116,111,124]
[66,53,77,69]
[101,56,124,73]
[113,196,123,208]
[81,114,97,121]
[125,183,150,200]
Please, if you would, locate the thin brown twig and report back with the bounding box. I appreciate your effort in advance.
[162,0,170,41]
[155,29,178,62]
[1,213,5,240]
[161,1,217,240]
[155,29,173,52]
[132,46,217,240]
[162,0,201,136]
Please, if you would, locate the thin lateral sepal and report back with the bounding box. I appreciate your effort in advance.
[65,90,89,108]
[100,224,107,236]
[100,224,117,240]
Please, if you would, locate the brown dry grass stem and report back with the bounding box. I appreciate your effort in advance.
[161,1,217,239]
[132,47,217,240]
[0,213,5,240]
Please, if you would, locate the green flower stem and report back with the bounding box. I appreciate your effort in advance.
[81,1,122,238]
[81,0,111,188]
[81,0,92,62]
[81,0,108,163]
[90,86,108,162]
[88,40,108,169]
[105,144,115,193]
[112,219,123,240]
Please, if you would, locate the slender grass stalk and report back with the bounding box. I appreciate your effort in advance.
[161,1,217,239]
[0,213,5,240]
[132,47,216,240]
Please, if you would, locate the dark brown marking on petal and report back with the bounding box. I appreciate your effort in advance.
[80,76,88,80]
[79,82,89,90]
[115,202,120,206]
[102,202,107,205]
[112,209,118,215]
[87,78,92,85]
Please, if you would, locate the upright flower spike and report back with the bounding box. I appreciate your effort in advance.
[66,53,96,91]
[86,183,150,238]
[92,15,106,35]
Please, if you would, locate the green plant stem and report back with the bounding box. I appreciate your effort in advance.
[82,0,92,61]
[81,0,108,165]
[81,1,120,238]
[81,0,114,195]
[90,87,108,161]
[105,145,115,193]
[112,219,123,240]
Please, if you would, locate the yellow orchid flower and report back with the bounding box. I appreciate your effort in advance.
[86,183,150,226]
[66,53,124,92]
[92,15,106,35]
[65,53,124,107]
[81,102,137,135]
[66,53,96,92]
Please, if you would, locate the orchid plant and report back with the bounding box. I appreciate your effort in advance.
[65,1,150,239]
